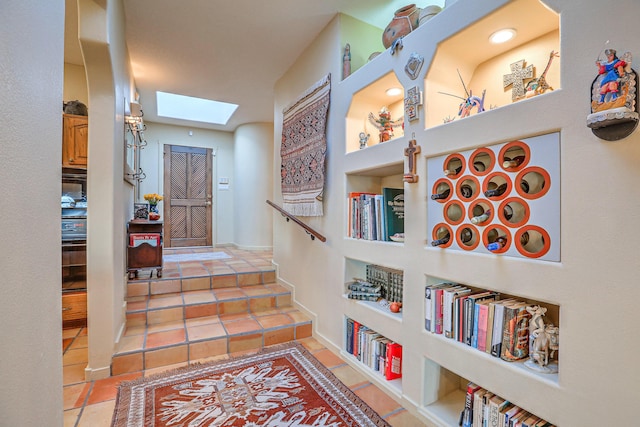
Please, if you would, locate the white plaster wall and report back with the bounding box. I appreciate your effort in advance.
[140,122,236,245]
[64,62,89,105]
[234,123,274,250]
[273,1,640,425]
[0,1,64,424]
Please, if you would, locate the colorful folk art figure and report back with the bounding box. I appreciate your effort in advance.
[368,107,403,142]
[439,70,486,121]
[525,50,559,98]
[596,49,627,103]
[587,47,638,137]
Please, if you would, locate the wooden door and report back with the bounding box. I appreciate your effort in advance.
[163,145,213,247]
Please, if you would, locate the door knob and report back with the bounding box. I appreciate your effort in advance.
[206,201,212,206]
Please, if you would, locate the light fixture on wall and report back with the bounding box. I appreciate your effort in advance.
[489,28,517,44]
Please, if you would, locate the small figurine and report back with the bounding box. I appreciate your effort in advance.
[524,305,559,374]
[439,70,486,121]
[368,107,404,142]
[525,50,559,98]
[342,43,351,80]
[587,45,638,138]
[358,132,370,150]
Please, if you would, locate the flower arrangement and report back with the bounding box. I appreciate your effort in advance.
[144,193,163,205]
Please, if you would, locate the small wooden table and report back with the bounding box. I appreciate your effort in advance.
[127,220,163,279]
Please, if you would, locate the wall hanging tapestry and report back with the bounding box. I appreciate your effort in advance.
[281,74,331,216]
[111,342,389,427]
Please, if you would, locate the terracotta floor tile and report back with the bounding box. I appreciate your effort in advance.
[116,335,145,354]
[70,335,88,349]
[111,353,143,376]
[76,400,116,427]
[312,349,345,369]
[240,285,271,296]
[186,322,227,341]
[63,348,88,366]
[183,290,216,304]
[145,345,188,369]
[213,288,246,300]
[218,312,253,322]
[148,293,183,309]
[185,315,221,327]
[63,363,87,386]
[146,328,186,349]
[223,318,262,336]
[126,299,148,311]
[86,373,141,405]
[256,313,294,329]
[330,365,369,388]
[62,328,82,339]
[144,361,189,377]
[353,384,402,417]
[146,319,185,334]
[124,324,146,336]
[63,383,89,410]
[297,337,326,352]
[385,409,428,426]
[286,310,312,323]
[63,338,73,352]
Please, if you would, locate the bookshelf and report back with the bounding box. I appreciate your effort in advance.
[273,0,640,425]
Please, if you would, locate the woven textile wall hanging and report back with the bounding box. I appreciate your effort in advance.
[280,74,331,216]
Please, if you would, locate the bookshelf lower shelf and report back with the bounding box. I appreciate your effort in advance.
[340,351,403,398]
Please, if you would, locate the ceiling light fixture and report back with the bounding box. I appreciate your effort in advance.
[489,28,516,44]
[386,87,403,97]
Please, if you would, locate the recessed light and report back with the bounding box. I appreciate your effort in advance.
[386,87,403,96]
[489,28,516,44]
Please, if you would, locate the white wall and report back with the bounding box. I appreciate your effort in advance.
[234,123,274,250]
[78,0,136,379]
[140,122,236,245]
[64,62,89,105]
[0,1,64,424]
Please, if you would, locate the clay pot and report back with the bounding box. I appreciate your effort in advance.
[418,5,442,26]
[382,4,421,49]
[390,302,402,313]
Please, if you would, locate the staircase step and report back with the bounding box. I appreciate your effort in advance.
[111,308,312,375]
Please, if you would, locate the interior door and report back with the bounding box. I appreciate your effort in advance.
[163,145,213,247]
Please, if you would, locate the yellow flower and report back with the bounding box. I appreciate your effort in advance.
[143,193,163,204]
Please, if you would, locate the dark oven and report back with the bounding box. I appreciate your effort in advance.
[62,169,87,290]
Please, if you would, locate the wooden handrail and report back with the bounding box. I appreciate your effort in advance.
[266,200,327,242]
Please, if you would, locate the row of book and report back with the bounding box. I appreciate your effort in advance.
[462,382,555,427]
[366,264,403,303]
[347,188,403,241]
[345,318,402,381]
[425,282,540,362]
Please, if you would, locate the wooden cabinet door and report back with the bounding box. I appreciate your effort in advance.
[62,114,88,168]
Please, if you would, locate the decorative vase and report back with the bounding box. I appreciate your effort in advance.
[149,203,160,221]
[382,4,421,49]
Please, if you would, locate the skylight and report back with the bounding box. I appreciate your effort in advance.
[156,91,238,125]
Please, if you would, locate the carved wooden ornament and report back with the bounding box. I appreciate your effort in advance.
[403,137,421,183]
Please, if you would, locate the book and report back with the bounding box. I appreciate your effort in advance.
[482,391,495,427]
[129,233,160,247]
[462,382,482,427]
[503,405,523,427]
[346,318,354,354]
[475,300,492,351]
[488,394,507,427]
[382,187,404,240]
[489,299,516,357]
[498,403,515,427]
[443,286,470,339]
[425,283,451,332]
[473,388,489,427]
[352,320,360,358]
[464,291,499,346]
[385,342,402,380]
[374,194,386,241]
[501,302,532,361]
[521,414,541,427]
[509,410,530,427]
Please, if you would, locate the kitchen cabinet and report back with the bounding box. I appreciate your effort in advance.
[62,113,88,168]
[62,291,87,329]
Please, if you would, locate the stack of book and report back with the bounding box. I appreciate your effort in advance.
[346,279,382,301]
[347,187,403,241]
[425,283,538,363]
[345,318,402,381]
[461,382,556,427]
[366,264,403,303]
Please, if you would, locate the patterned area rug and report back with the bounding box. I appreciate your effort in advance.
[280,74,331,217]
[163,252,232,262]
[111,342,390,427]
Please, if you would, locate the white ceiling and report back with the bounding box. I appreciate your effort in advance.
[65,0,434,132]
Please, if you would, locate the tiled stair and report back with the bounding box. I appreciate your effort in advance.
[111,267,312,375]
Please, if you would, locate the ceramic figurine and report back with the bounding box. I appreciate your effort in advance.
[342,43,351,80]
[524,305,559,374]
[587,46,638,139]
[358,132,370,149]
[525,50,559,98]
[440,70,486,121]
[368,107,403,142]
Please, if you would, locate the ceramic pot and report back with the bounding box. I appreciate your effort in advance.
[382,4,421,49]
[418,5,442,26]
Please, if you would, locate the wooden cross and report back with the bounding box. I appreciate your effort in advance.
[403,138,421,183]
[503,59,534,100]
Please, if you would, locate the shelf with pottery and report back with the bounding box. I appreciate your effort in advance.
[423,0,560,129]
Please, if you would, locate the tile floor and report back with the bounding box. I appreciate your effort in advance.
[62,246,428,426]
[63,329,425,426]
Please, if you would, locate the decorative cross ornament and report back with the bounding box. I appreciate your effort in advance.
[503,59,534,100]
[404,86,422,122]
[403,136,421,183]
